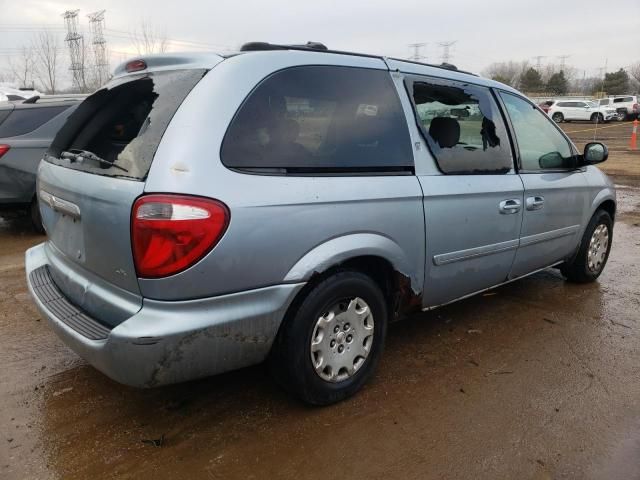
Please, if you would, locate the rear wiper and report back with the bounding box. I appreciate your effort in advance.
[60,149,128,173]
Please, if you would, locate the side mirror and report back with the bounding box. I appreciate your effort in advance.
[583,142,608,164]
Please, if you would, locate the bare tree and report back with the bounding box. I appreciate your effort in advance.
[629,62,640,85]
[9,46,35,88]
[132,21,169,55]
[630,62,640,82]
[481,61,528,88]
[32,31,60,94]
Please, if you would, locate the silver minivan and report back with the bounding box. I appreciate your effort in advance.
[26,43,616,405]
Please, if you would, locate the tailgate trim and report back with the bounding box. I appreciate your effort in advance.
[39,189,81,219]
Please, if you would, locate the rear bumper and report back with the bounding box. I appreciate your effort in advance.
[26,243,304,387]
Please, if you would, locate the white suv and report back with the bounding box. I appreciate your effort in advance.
[547,100,618,123]
[598,96,639,120]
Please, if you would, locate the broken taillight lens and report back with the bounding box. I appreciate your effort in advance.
[131,194,229,278]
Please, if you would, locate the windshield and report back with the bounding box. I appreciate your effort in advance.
[46,69,206,180]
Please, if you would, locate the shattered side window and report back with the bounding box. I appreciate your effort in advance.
[411,78,513,174]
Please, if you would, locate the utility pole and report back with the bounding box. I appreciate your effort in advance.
[87,10,109,86]
[438,41,456,64]
[62,9,85,92]
[532,55,546,70]
[408,43,427,62]
[557,54,570,71]
[598,58,608,97]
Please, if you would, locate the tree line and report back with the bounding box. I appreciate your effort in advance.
[483,61,640,96]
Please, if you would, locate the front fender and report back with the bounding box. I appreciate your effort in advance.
[283,233,420,293]
[590,187,616,217]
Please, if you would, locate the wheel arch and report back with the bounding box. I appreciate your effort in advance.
[282,233,423,319]
[597,198,616,221]
[588,182,616,223]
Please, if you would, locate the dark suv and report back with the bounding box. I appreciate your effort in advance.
[0,96,83,230]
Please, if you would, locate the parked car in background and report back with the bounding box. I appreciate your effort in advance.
[547,100,618,123]
[0,96,83,231]
[0,85,42,102]
[26,46,615,405]
[539,100,553,113]
[598,96,639,120]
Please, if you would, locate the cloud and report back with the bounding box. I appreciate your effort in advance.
[3,0,638,88]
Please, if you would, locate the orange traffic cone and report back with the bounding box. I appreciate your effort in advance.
[631,119,638,150]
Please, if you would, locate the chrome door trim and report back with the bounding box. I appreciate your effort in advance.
[499,199,522,214]
[433,238,520,266]
[39,189,81,220]
[519,224,580,248]
[525,196,545,210]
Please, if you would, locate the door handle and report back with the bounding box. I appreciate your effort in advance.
[525,196,545,211]
[499,199,521,214]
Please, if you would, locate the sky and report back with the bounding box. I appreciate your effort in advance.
[1,0,639,88]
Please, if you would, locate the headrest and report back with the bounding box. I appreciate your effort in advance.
[429,117,460,148]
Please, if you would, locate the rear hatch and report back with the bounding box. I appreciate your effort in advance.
[39,68,207,314]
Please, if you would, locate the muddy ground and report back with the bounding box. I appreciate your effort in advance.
[1,123,639,479]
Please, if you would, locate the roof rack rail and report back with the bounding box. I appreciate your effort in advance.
[389,57,477,76]
[238,41,478,76]
[240,41,328,52]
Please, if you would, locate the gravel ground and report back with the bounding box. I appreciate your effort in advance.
[1,123,639,480]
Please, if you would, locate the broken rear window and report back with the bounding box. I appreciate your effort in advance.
[46,69,206,180]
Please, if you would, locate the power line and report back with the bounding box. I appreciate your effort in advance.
[557,54,570,71]
[532,55,546,70]
[62,9,86,91]
[438,41,457,64]
[407,43,427,61]
[87,10,109,85]
[0,24,234,51]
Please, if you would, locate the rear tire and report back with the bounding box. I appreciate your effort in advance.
[30,197,45,234]
[561,210,612,283]
[552,112,564,123]
[591,113,604,124]
[270,271,388,405]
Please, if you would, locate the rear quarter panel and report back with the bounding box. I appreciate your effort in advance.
[141,52,426,301]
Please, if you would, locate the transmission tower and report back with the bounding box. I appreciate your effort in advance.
[532,55,546,70]
[63,10,86,91]
[408,43,427,62]
[557,55,570,71]
[438,41,457,64]
[88,10,109,86]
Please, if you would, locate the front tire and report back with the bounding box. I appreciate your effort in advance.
[270,271,388,405]
[552,112,564,123]
[561,210,612,283]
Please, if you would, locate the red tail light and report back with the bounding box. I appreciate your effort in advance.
[126,59,147,73]
[132,194,230,278]
[0,144,10,158]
